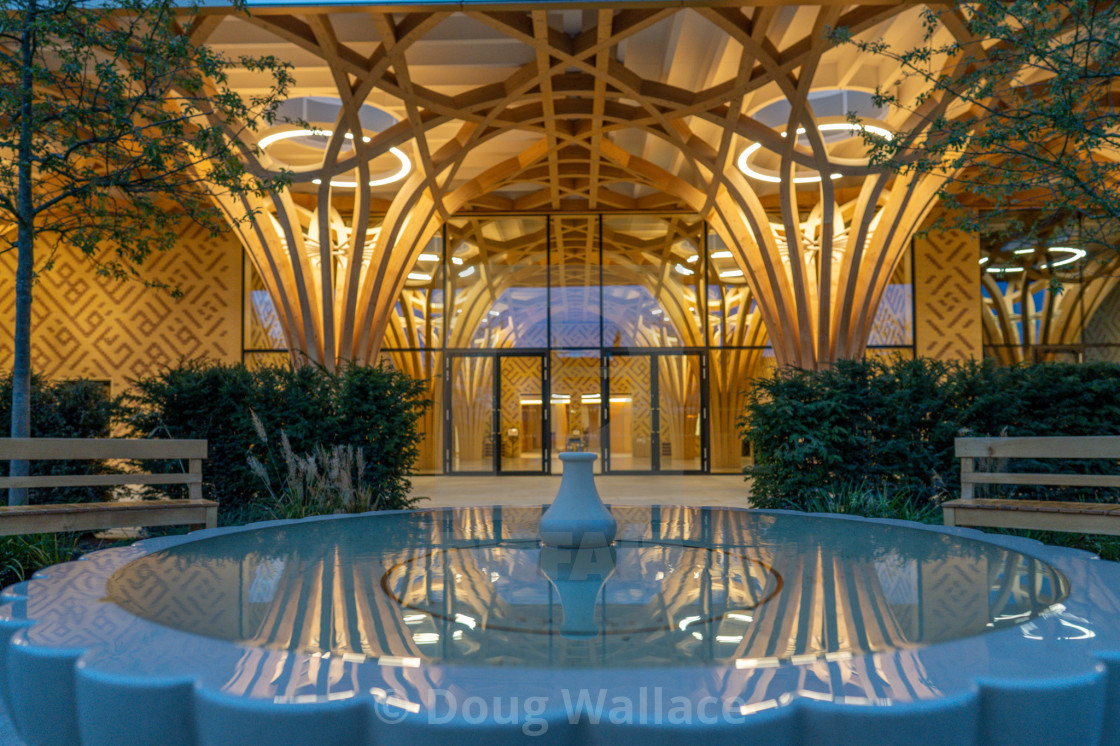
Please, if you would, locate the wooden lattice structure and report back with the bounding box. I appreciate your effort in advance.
[188,2,977,370]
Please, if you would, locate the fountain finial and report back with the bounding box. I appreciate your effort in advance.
[539,452,617,548]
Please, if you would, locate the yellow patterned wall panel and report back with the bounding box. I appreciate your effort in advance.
[0,223,243,392]
[913,231,982,361]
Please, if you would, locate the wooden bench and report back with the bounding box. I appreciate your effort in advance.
[0,438,217,536]
[942,436,1120,535]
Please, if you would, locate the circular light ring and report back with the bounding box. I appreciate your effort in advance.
[737,122,893,184]
[983,246,1086,274]
[259,128,411,188]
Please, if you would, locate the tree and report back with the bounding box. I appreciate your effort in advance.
[0,0,293,504]
[832,0,1120,255]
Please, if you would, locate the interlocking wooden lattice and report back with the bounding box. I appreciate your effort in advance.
[194,3,970,370]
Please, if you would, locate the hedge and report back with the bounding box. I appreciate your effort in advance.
[0,374,121,504]
[122,360,429,524]
[743,357,1120,510]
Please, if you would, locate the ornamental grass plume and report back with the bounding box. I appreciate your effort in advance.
[246,410,381,519]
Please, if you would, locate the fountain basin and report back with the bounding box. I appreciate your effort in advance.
[2,505,1120,745]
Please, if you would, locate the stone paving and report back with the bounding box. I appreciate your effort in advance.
[410,473,750,510]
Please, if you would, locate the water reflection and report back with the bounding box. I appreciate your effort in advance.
[106,507,1068,668]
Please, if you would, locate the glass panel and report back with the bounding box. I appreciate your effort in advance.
[244,351,289,370]
[709,349,761,474]
[499,355,545,474]
[864,347,914,361]
[550,350,601,473]
[601,216,704,347]
[706,231,762,347]
[384,234,444,349]
[448,354,494,473]
[550,216,601,348]
[244,257,288,352]
[447,217,547,349]
[658,354,702,472]
[867,248,913,348]
[382,350,442,475]
[606,355,652,472]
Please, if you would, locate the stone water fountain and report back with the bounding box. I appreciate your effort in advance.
[3,454,1120,744]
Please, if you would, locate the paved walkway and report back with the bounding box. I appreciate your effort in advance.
[410,473,751,509]
[0,473,749,745]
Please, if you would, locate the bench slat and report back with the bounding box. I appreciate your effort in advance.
[0,500,219,536]
[965,472,1120,488]
[0,438,207,460]
[942,498,1120,536]
[955,436,1120,459]
[0,473,202,489]
[943,498,1120,515]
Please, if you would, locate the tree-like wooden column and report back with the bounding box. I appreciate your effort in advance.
[207,4,970,373]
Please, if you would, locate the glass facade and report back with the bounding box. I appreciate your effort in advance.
[244,214,918,475]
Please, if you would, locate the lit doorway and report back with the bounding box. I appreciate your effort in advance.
[603,350,707,474]
[444,351,550,475]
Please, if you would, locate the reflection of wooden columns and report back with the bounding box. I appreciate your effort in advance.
[709,297,768,471]
[450,355,493,466]
[982,267,1120,364]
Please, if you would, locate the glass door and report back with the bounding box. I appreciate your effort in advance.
[603,351,707,473]
[445,352,495,473]
[656,353,705,472]
[604,355,653,472]
[498,353,549,474]
[445,351,549,474]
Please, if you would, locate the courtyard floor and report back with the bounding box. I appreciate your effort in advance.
[410,473,750,509]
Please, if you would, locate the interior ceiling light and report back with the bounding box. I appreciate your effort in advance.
[737,122,893,184]
[451,256,464,265]
[418,253,440,262]
[260,128,411,188]
[407,272,431,282]
[674,263,695,276]
[720,269,744,278]
[711,250,733,259]
[457,266,476,278]
[686,254,699,263]
[984,246,1086,274]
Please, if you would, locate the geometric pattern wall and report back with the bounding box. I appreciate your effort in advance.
[0,222,242,394]
[913,230,983,361]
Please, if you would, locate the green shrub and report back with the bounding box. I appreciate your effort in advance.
[0,533,82,588]
[122,360,428,524]
[793,481,945,525]
[0,374,121,504]
[743,357,1120,510]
